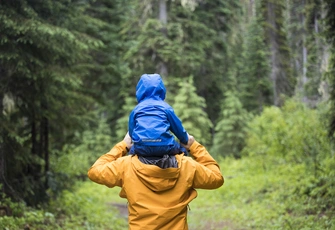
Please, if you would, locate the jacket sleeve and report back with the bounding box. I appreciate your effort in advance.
[87,141,128,188]
[128,110,135,138]
[189,141,224,189]
[166,108,188,144]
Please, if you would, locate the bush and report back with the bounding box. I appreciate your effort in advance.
[243,99,331,173]
[241,99,335,228]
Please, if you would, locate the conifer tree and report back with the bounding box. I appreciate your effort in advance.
[324,0,335,138]
[260,0,295,106]
[0,0,103,204]
[212,91,252,158]
[241,1,272,113]
[172,76,213,146]
[83,0,131,138]
[287,0,326,106]
[115,97,137,142]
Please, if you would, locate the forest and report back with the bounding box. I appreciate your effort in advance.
[0,0,334,229]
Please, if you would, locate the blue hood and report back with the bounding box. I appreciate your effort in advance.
[136,74,166,103]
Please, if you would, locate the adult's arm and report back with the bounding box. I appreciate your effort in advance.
[188,140,224,189]
[87,133,133,188]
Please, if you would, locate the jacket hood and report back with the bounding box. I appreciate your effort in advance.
[136,74,166,103]
[132,156,181,192]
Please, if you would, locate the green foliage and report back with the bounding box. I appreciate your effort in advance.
[172,76,213,145]
[243,99,331,173]
[115,96,137,142]
[236,99,335,228]
[0,182,127,230]
[188,100,334,229]
[47,182,127,229]
[187,155,334,229]
[83,0,133,138]
[241,8,272,112]
[51,116,113,180]
[212,91,252,158]
[0,0,106,204]
[0,0,130,205]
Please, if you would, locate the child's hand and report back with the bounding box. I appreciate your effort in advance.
[123,132,133,150]
[181,134,195,150]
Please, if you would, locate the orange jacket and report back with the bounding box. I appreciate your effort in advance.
[88,140,224,230]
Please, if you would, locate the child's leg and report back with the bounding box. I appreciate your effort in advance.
[129,145,136,155]
[130,145,148,156]
[132,145,169,157]
[170,140,188,156]
[132,143,187,156]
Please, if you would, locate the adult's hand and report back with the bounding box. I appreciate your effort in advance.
[181,134,195,150]
[123,132,133,150]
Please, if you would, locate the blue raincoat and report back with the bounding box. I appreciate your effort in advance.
[128,74,188,156]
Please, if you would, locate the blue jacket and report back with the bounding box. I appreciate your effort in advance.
[128,74,188,146]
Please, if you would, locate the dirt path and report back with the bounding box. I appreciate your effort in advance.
[109,202,128,218]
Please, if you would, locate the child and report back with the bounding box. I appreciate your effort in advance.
[128,73,188,157]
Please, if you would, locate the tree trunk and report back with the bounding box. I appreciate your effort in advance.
[30,112,39,177]
[249,0,255,17]
[43,116,49,189]
[264,0,293,106]
[158,0,168,77]
[40,98,49,190]
[301,0,308,104]
[159,0,167,25]
[266,1,279,105]
[0,92,4,192]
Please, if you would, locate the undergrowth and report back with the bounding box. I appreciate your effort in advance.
[0,183,127,230]
[188,156,334,230]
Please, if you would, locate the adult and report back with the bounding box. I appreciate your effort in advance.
[88,133,224,229]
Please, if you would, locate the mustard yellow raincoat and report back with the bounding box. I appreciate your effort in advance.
[88,140,224,230]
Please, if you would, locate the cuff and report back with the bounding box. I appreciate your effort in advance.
[188,140,200,152]
[119,141,129,156]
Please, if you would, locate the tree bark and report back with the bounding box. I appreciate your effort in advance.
[0,92,4,192]
[40,98,49,190]
[158,0,168,77]
[266,1,279,105]
[264,0,293,106]
[159,0,167,25]
[43,116,49,189]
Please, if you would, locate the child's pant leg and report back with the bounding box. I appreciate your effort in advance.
[170,140,188,156]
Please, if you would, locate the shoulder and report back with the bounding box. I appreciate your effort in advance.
[131,102,147,114]
[114,155,133,167]
[158,101,173,111]
[175,154,196,169]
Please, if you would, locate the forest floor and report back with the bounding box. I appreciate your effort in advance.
[110,202,128,218]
